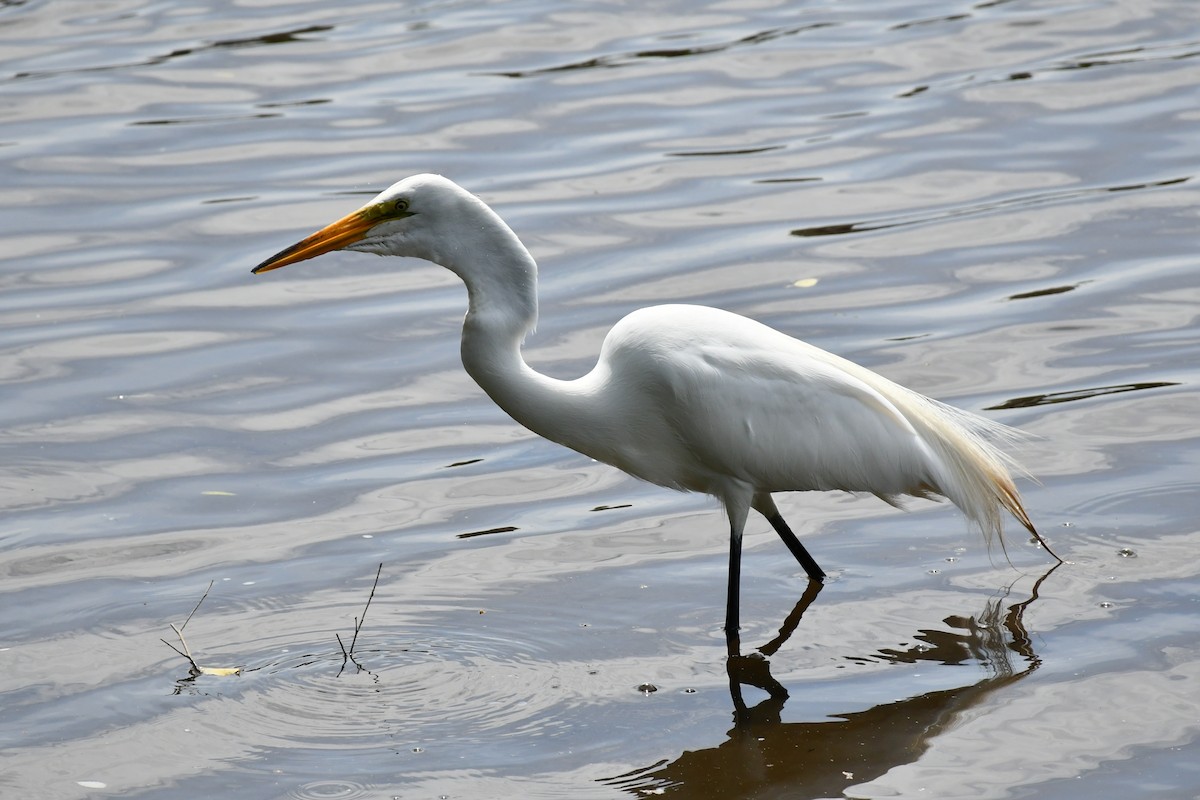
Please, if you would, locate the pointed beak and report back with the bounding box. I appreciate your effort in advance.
[251,207,377,274]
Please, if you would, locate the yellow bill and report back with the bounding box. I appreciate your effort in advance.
[251,207,377,274]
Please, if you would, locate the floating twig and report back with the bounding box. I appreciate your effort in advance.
[338,563,383,675]
[160,580,241,677]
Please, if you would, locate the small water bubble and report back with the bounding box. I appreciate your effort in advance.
[944,557,958,563]
[927,568,941,575]
[1098,601,1115,609]
[411,747,424,753]
[1117,548,1137,558]
[682,688,697,694]
[1061,522,1074,527]
[637,683,658,695]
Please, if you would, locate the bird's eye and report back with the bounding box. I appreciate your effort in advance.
[393,198,410,213]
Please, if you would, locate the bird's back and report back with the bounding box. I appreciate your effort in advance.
[592,304,1034,543]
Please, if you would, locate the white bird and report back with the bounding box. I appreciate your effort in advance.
[253,174,1061,634]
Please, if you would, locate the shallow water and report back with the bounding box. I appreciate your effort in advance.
[2,0,1199,797]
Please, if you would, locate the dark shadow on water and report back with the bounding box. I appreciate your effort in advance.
[484,23,834,78]
[789,176,1190,238]
[12,25,334,81]
[1007,283,1081,300]
[987,381,1180,409]
[606,563,1060,798]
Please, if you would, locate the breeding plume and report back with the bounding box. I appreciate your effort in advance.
[253,174,1061,633]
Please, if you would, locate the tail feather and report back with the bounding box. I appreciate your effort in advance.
[891,388,1062,563]
[805,344,1062,564]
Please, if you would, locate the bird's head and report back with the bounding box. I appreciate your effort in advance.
[251,173,473,274]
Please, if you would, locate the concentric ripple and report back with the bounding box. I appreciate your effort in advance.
[167,609,604,756]
[288,779,372,800]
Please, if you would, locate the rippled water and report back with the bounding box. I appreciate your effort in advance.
[2,0,1199,797]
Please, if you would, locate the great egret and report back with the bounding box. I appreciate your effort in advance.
[252,174,1061,633]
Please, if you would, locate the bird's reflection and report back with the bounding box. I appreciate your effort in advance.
[608,563,1059,798]
[724,577,824,713]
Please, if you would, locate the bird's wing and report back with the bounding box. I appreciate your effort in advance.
[603,305,940,500]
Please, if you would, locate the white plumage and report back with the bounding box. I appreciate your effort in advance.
[253,174,1061,633]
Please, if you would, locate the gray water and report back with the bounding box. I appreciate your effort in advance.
[2,1,1199,798]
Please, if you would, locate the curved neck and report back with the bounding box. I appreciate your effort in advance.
[454,241,606,458]
[461,308,610,461]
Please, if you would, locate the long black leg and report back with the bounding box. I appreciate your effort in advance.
[766,511,826,582]
[725,524,743,639]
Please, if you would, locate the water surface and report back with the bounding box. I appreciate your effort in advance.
[2,0,1199,798]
